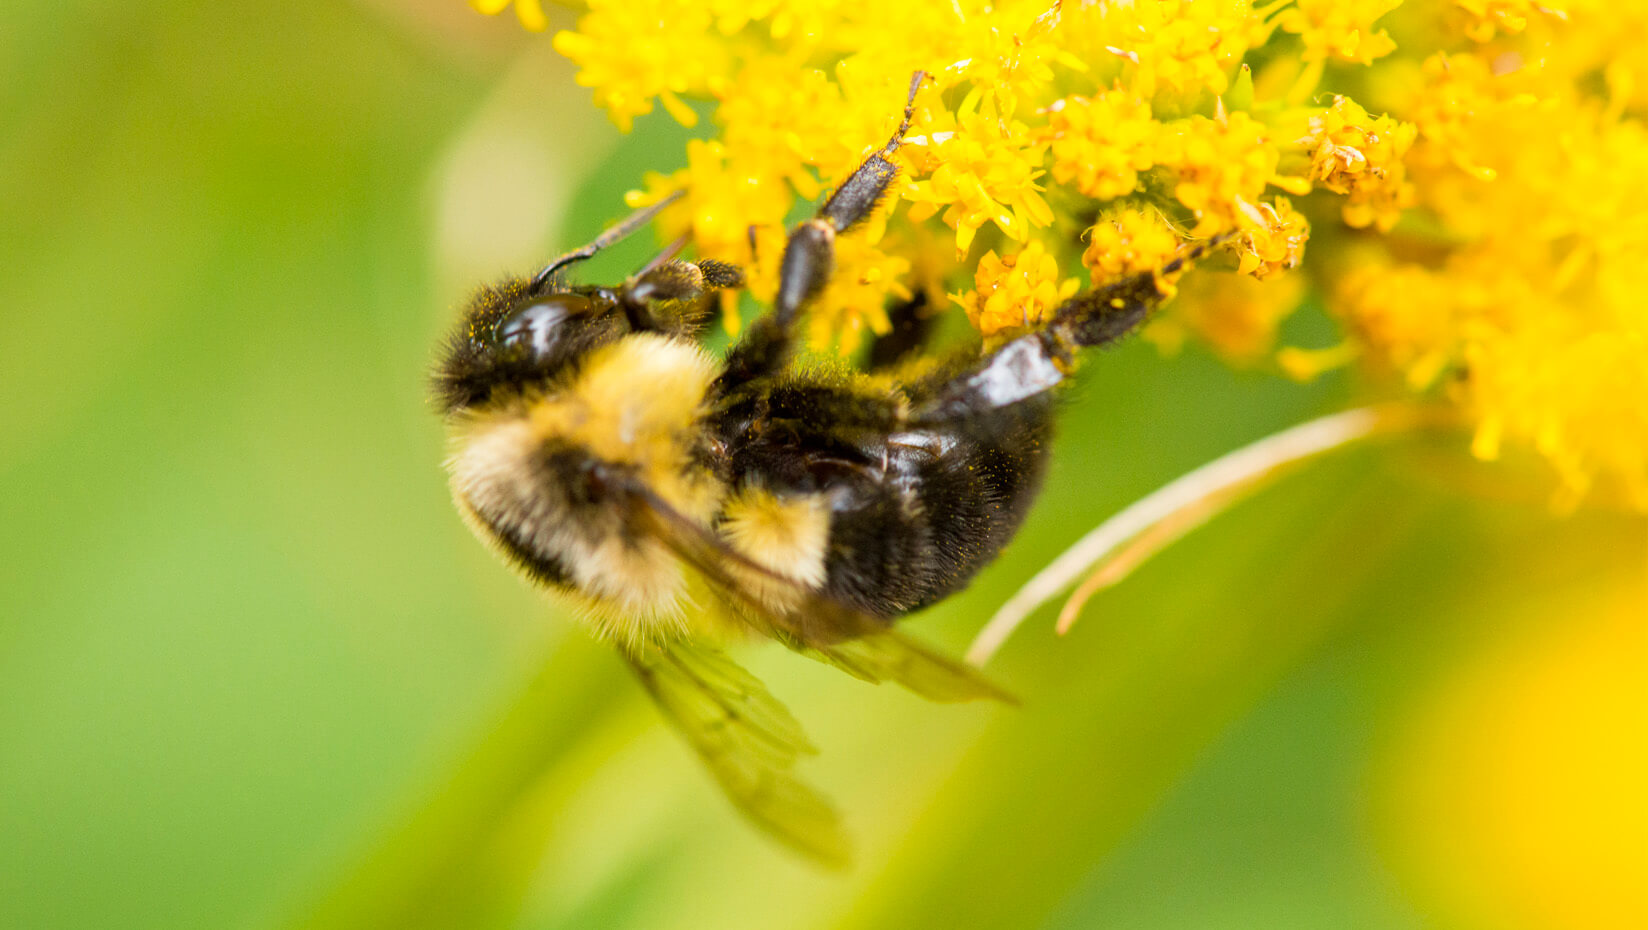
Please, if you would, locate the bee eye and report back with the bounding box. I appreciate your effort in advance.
[495,296,593,355]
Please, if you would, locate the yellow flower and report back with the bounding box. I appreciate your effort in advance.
[1303,96,1417,231]
[625,138,795,332]
[1092,0,1265,99]
[470,0,547,32]
[1331,257,1458,390]
[1157,110,1296,236]
[1233,196,1309,279]
[1082,206,1184,284]
[1043,89,1159,201]
[937,1,1085,107]
[552,0,725,131]
[1148,268,1305,362]
[807,236,913,353]
[712,59,848,201]
[702,0,787,36]
[1453,0,1551,41]
[1468,327,1648,509]
[1400,51,1534,184]
[520,0,1648,509]
[1276,0,1401,64]
[956,239,1079,337]
[903,92,1053,256]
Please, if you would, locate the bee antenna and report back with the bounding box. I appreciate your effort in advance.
[532,189,687,289]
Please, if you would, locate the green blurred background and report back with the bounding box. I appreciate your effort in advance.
[3,3,1642,929]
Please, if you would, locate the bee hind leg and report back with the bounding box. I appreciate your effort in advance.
[909,243,1228,426]
[1049,234,1234,349]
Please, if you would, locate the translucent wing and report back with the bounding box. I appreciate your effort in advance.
[622,480,1015,704]
[788,629,1017,704]
[622,638,850,867]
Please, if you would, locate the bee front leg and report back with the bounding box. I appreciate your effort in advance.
[618,238,749,334]
[720,71,927,389]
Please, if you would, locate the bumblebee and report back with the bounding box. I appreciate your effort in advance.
[434,72,1211,864]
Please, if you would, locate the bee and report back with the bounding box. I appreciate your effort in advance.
[434,72,1213,864]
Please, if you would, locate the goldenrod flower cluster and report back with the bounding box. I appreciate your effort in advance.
[958,240,1078,335]
[475,0,1648,510]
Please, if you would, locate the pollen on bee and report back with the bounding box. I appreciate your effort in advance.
[542,333,717,465]
[720,488,830,589]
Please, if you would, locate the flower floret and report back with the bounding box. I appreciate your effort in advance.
[957,239,1079,337]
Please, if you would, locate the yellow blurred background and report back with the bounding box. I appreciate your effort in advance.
[1,3,1642,929]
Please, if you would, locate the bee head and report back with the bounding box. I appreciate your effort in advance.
[433,275,627,414]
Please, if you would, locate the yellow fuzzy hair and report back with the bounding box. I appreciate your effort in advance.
[447,333,729,646]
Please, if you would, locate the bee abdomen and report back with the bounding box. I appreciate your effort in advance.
[803,399,1054,618]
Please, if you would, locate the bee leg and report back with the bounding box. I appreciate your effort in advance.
[624,236,748,304]
[815,69,925,235]
[618,239,748,333]
[695,259,746,291]
[909,235,1232,423]
[866,291,934,370]
[775,70,924,323]
[1049,235,1233,348]
[908,270,1179,426]
[721,71,927,387]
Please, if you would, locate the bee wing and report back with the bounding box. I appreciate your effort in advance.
[621,639,850,867]
[787,630,1017,705]
[625,482,1015,705]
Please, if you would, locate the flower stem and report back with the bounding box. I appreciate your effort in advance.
[966,403,1455,666]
